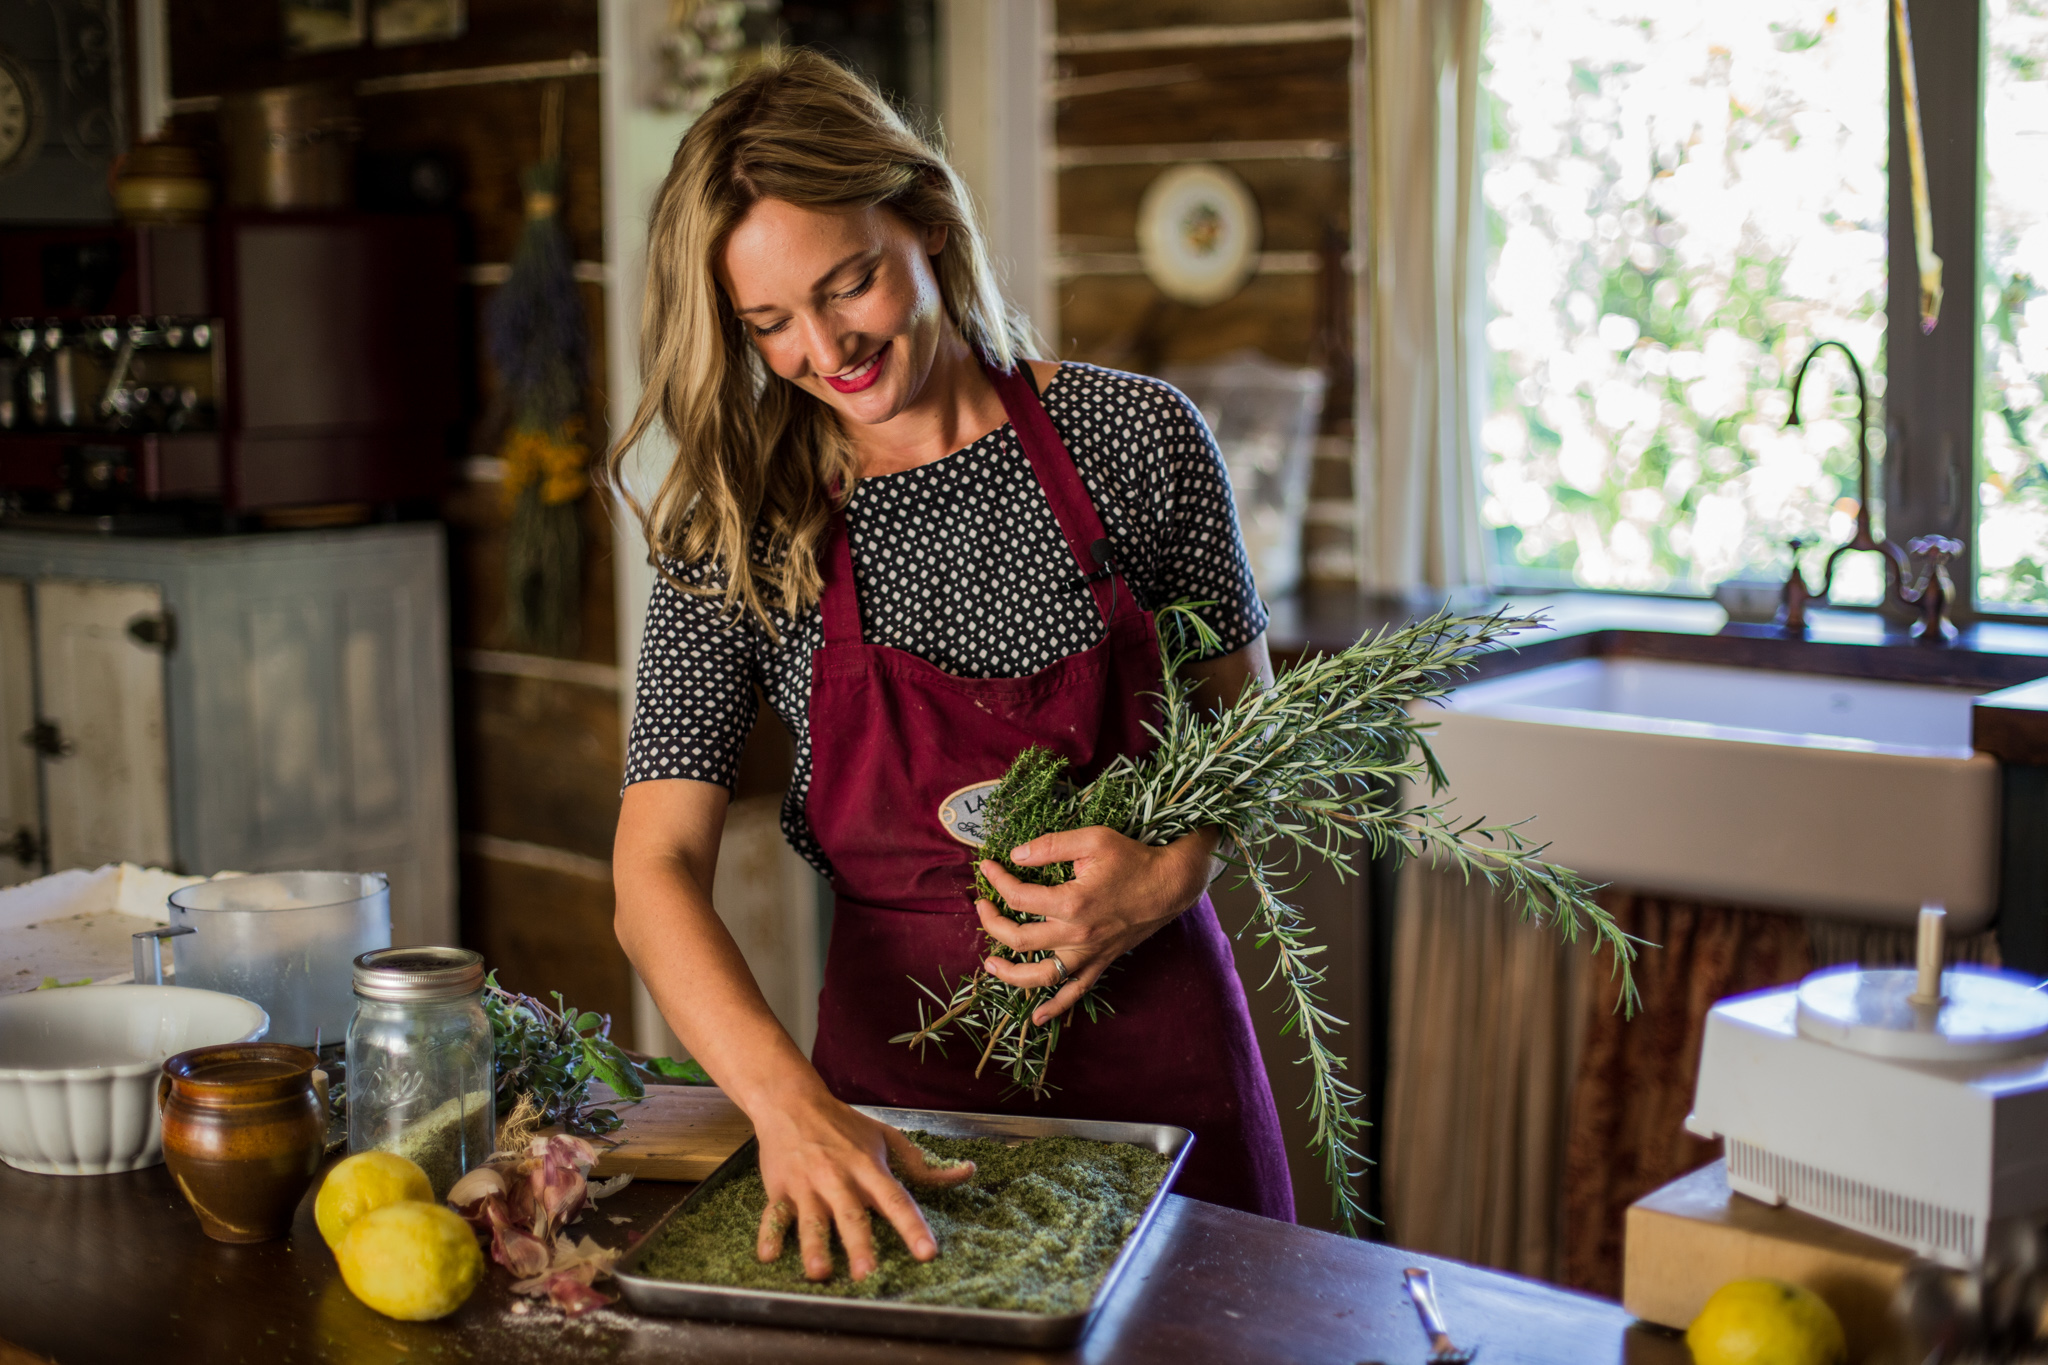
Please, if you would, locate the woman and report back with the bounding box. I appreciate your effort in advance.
[609,51,1291,1285]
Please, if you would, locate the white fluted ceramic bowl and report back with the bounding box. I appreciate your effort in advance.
[0,985,270,1174]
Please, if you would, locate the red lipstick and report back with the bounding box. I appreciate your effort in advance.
[823,344,887,394]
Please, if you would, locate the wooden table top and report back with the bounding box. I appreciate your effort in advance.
[0,1158,1688,1365]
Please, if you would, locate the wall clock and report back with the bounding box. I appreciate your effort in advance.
[0,4,116,222]
[1137,163,1262,307]
[0,49,44,178]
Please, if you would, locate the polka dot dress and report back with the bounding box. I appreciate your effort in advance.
[624,363,1269,876]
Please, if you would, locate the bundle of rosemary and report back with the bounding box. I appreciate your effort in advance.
[892,605,1639,1232]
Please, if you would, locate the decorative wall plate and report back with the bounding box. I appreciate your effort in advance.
[1136,163,1262,307]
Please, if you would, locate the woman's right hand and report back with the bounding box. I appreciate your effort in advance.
[615,782,971,1283]
[751,1086,977,1282]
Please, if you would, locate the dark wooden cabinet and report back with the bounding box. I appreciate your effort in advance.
[0,213,460,514]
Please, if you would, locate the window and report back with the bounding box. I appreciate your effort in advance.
[1480,2,1890,599]
[1980,0,2048,609]
[1480,1,2047,617]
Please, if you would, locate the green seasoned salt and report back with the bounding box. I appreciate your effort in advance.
[638,1132,1172,1314]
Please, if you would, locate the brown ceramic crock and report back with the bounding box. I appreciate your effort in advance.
[158,1042,327,1244]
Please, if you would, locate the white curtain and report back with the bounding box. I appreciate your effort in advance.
[1353,0,1490,594]
[1382,860,1588,1280]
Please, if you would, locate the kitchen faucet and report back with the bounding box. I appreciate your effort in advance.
[1777,340,1913,631]
[1774,341,1962,644]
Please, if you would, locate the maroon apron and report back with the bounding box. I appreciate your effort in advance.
[803,361,1293,1221]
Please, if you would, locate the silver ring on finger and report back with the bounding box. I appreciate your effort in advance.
[1048,951,1070,986]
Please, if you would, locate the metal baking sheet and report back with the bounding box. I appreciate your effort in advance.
[611,1104,1194,1348]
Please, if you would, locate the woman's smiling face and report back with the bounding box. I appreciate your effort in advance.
[718,198,952,428]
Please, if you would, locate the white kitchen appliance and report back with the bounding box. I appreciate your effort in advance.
[1687,908,2048,1268]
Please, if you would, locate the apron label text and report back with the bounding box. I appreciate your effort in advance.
[937,780,1005,847]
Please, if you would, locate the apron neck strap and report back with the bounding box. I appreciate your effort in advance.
[815,359,1122,646]
[818,504,862,646]
[984,359,1121,625]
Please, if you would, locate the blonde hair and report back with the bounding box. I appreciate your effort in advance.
[606,49,1038,630]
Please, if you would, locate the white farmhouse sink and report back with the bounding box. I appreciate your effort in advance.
[1420,658,1999,927]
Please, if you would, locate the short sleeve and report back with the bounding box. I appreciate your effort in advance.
[1055,368,1270,661]
[623,558,761,791]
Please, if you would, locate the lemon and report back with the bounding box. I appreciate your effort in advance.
[335,1201,483,1321]
[1686,1278,1847,1365]
[315,1150,436,1251]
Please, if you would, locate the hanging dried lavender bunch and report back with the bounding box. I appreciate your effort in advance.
[487,81,590,656]
[894,604,1640,1233]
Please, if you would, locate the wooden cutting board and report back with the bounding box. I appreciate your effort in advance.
[578,1084,754,1182]
[1624,1159,1912,1359]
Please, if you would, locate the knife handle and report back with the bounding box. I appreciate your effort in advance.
[1404,1267,1454,1348]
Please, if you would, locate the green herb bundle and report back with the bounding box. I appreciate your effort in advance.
[484,972,709,1134]
[892,605,1640,1232]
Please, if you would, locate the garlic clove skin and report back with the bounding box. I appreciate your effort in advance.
[543,1272,613,1317]
[589,1173,634,1200]
[447,1165,508,1212]
[493,1222,553,1278]
[530,1138,591,1240]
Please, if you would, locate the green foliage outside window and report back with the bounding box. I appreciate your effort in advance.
[1980,0,2048,609]
[1482,0,2048,612]
[1479,2,1891,602]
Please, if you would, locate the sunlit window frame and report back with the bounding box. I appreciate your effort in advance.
[1879,0,1995,625]
[1480,1,2019,625]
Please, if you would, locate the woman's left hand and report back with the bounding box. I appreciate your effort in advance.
[975,827,1217,1026]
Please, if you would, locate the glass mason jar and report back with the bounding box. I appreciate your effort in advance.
[346,947,494,1198]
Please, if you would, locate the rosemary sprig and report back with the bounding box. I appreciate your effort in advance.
[889,604,1641,1234]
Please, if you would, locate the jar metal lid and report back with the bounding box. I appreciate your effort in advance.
[352,946,485,1003]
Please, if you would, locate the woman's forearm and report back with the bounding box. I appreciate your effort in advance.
[612,782,972,1279]
[615,855,828,1117]
[613,782,830,1120]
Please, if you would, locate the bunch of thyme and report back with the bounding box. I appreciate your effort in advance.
[891,604,1640,1233]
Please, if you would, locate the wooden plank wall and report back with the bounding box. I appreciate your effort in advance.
[1052,0,1358,587]
[163,0,633,1024]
